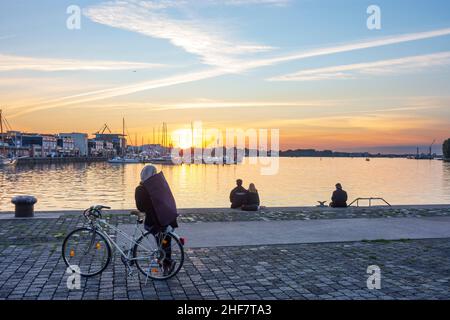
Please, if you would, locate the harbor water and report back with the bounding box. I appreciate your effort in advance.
[1,157,449,211]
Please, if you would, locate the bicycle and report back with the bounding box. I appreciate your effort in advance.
[62,205,185,281]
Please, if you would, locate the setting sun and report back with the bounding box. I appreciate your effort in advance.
[171,129,193,149]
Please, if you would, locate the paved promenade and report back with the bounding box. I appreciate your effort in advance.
[0,206,449,300]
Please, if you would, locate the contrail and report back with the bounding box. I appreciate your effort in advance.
[9,27,450,118]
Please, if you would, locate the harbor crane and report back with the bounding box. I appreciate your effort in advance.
[429,139,436,158]
[96,123,112,135]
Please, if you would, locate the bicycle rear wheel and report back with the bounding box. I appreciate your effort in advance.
[133,231,184,280]
[62,227,111,277]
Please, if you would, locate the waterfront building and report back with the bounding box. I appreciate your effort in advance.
[88,139,104,157]
[103,141,115,157]
[42,135,58,157]
[59,133,88,156]
[88,139,116,157]
[57,136,75,157]
[21,134,44,157]
[0,131,31,157]
[94,133,127,155]
[19,133,58,157]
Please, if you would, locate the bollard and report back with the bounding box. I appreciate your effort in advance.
[11,196,37,218]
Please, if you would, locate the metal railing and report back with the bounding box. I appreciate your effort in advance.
[348,197,391,207]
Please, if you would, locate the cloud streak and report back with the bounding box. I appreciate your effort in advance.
[240,28,450,70]
[0,54,165,72]
[8,68,226,118]
[152,100,339,111]
[269,51,450,81]
[84,0,274,70]
[9,27,450,118]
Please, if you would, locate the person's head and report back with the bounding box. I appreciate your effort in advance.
[236,179,243,187]
[335,183,343,190]
[248,183,257,193]
[140,165,157,183]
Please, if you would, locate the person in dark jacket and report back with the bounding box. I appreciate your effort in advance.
[230,179,248,209]
[330,183,348,208]
[242,183,260,211]
[135,165,178,274]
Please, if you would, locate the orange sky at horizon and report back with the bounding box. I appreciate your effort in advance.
[2,103,448,153]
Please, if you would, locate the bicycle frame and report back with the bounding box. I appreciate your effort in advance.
[96,219,141,259]
[87,217,180,263]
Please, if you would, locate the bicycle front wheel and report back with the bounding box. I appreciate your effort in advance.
[62,227,111,277]
[133,231,184,280]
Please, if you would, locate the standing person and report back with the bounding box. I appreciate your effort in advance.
[229,179,247,209]
[242,183,260,211]
[135,165,178,275]
[330,183,348,208]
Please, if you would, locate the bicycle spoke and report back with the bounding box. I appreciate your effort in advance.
[134,231,184,280]
[62,228,110,277]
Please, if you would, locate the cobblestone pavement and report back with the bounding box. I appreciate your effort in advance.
[1,206,450,244]
[177,206,450,223]
[0,213,449,300]
[3,206,450,222]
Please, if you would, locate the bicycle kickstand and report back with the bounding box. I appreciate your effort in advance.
[126,265,134,278]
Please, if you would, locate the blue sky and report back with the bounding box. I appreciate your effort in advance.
[1,0,450,152]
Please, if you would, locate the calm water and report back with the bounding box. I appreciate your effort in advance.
[1,158,450,211]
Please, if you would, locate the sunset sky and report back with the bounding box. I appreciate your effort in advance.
[1,0,450,153]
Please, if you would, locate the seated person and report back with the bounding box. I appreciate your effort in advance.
[230,179,247,209]
[242,183,260,211]
[330,183,348,208]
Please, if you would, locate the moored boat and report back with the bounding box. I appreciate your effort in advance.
[108,156,141,164]
[0,109,17,166]
[149,155,175,165]
[0,156,17,166]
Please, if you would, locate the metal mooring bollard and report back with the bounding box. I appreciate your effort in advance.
[11,196,38,218]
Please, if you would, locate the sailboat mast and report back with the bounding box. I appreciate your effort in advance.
[0,109,4,155]
[122,117,125,155]
[191,122,194,149]
[0,109,3,155]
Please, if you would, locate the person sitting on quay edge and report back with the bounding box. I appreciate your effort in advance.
[330,183,348,208]
[230,179,247,209]
[241,183,260,211]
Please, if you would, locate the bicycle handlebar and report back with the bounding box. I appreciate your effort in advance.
[83,205,111,220]
[96,205,111,210]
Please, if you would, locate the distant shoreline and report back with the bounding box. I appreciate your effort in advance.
[278,150,443,159]
[15,156,108,165]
